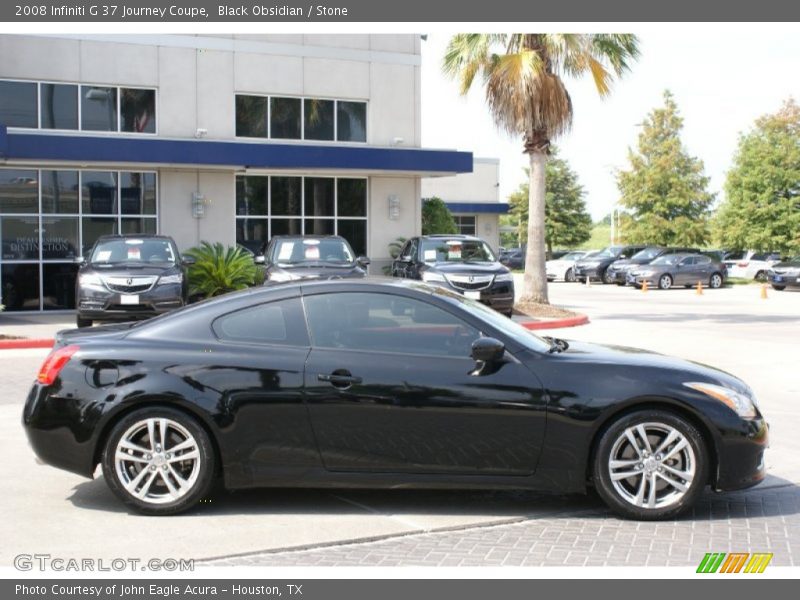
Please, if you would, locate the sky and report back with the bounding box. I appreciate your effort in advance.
[420,29,800,221]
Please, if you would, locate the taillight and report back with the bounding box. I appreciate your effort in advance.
[738,261,749,267]
[37,345,80,385]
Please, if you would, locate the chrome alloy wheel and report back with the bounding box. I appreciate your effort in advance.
[607,422,696,509]
[114,417,201,505]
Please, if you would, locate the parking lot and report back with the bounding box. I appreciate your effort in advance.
[1,281,798,567]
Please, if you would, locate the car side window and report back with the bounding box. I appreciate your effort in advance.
[408,239,419,261]
[696,256,711,265]
[304,292,480,357]
[682,257,695,266]
[213,297,309,346]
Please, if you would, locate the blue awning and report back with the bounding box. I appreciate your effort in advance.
[444,202,509,214]
[0,126,473,175]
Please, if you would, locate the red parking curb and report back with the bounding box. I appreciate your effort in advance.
[519,314,590,330]
[0,338,54,350]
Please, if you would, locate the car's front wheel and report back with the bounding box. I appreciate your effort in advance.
[658,274,673,290]
[76,315,92,328]
[602,269,615,284]
[592,409,708,520]
[101,407,216,515]
[565,268,576,283]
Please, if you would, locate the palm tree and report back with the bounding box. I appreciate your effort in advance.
[443,34,639,303]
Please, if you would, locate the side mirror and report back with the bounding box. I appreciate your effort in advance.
[254,255,266,265]
[182,255,196,266]
[471,337,505,363]
[398,254,411,263]
[356,256,371,268]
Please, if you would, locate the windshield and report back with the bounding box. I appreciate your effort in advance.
[90,239,176,265]
[271,238,354,266]
[594,246,623,259]
[650,254,682,266]
[559,251,585,261]
[420,239,496,264]
[431,286,552,353]
[631,247,663,261]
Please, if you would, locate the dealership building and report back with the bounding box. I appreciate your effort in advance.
[0,33,471,312]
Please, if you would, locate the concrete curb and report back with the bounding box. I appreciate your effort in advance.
[0,338,54,350]
[519,314,590,330]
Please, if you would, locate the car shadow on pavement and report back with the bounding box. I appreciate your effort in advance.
[67,473,800,522]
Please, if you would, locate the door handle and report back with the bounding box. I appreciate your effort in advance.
[318,371,362,388]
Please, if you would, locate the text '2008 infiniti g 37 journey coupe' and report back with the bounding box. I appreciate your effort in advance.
[24,279,767,519]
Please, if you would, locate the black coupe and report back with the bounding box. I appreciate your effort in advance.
[24,279,767,519]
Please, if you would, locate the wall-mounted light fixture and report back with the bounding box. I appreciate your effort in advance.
[388,195,400,220]
[192,192,207,218]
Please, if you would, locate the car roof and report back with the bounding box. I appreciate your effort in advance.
[95,234,175,242]
[270,235,345,240]
[419,234,483,241]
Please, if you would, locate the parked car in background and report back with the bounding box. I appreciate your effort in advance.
[546,250,590,282]
[75,235,193,328]
[255,235,369,283]
[607,246,700,286]
[24,278,768,519]
[392,234,514,316]
[627,253,726,290]
[499,245,525,270]
[573,245,648,284]
[767,255,800,290]
[723,250,782,281]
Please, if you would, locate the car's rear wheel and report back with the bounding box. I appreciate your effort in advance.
[755,270,767,282]
[565,268,576,282]
[593,409,708,520]
[101,407,216,515]
[772,284,786,291]
[602,269,615,284]
[709,273,724,289]
[658,274,673,290]
[76,315,92,328]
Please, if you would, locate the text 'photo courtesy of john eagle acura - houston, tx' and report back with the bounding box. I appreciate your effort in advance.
[23,278,767,519]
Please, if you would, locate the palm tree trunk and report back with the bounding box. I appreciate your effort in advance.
[519,148,549,304]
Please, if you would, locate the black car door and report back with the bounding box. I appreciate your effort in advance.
[301,290,547,476]
[392,239,419,278]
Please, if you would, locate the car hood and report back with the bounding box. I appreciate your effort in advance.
[427,262,508,275]
[268,264,365,280]
[771,261,800,270]
[83,264,179,277]
[554,339,748,393]
[608,258,645,269]
[576,256,615,267]
[546,259,575,268]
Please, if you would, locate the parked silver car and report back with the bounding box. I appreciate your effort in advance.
[627,253,727,290]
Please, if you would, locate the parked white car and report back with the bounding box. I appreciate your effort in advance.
[546,250,591,282]
[723,250,783,281]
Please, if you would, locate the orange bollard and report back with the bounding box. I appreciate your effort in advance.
[761,283,768,299]
[641,280,648,293]
[696,281,703,295]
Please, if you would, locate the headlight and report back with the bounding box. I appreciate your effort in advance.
[638,270,654,276]
[421,272,447,283]
[158,273,183,285]
[268,270,295,282]
[78,273,103,287]
[684,382,758,418]
[494,273,514,282]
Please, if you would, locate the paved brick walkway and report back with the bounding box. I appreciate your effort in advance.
[203,484,799,567]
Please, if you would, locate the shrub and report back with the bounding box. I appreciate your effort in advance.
[184,242,259,298]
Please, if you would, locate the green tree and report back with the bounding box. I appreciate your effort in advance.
[715,99,800,254]
[421,197,458,235]
[508,147,593,256]
[616,91,715,246]
[443,33,639,303]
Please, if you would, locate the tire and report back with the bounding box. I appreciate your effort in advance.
[657,274,673,290]
[683,284,692,289]
[76,315,92,328]
[602,269,615,284]
[755,270,767,282]
[101,407,216,515]
[772,284,786,291]
[592,409,709,520]
[709,272,723,289]
[565,268,576,283]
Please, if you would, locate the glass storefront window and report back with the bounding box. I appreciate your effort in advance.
[304,99,334,141]
[1,263,40,311]
[304,178,335,217]
[236,218,269,254]
[42,263,78,310]
[120,88,156,133]
[40,83,79,130]
[41,170,79,214]
[236,176,268,216]
[1,216,39,260]
[120,218,157,235]
[0,169,39,214]
[270,97,301,139]
[81,85,118,131]
[0,80,38,128]
[81,217,117,255]
[271,177,302,216]
[82,171,118,215]
[41,216,79,260]
[120,172,157,215]
[235,95,268,138]
[337,220,367,257]
[337,179,367,217]
[304,219,335,236]
[270,218,302,237]
[337,101,367,142]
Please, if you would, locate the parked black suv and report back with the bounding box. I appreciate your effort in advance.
[75,235,193,327]
[391,234,514,316]
[255,235,370,282]
[606,246,700,285]
[573,244,648,284]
